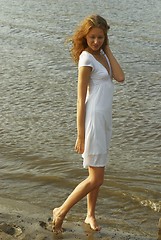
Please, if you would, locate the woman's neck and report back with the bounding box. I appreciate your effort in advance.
[85,48,101,56]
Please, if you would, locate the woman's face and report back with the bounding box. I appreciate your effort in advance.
[85,27,105,52]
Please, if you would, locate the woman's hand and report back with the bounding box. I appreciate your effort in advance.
[75,137,84,154]
[105,45,125,82]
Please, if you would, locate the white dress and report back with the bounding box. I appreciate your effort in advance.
[78,50,114,168]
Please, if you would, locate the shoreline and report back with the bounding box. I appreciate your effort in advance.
[0,197,159,240]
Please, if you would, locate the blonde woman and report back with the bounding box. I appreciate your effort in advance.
[53,14,124,233]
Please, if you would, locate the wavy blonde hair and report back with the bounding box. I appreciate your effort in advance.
[70,15,110,63]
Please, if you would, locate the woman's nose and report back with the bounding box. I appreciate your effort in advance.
[94,38,98,43]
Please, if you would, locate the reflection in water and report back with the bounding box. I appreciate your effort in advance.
[158,231,161,240]
[158,219,161,240]
[82,223,110,240]
[53,233,64,240]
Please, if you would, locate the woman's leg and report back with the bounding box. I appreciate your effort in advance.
[85,166,104,230]
[53,166,104,233]
[85,187,101,230]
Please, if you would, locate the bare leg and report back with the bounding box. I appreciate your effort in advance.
[85,166,104,230]
[53,167,104,233]
[85,187,101,231]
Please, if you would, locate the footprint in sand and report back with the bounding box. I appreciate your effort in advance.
[39,219,53,232]
[0,222,23,237]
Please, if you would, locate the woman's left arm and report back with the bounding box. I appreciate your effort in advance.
[105,45,125,82]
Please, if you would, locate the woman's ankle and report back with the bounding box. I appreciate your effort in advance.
[84,215,101,231]
[86,213,95,219]
[53,207,66,219]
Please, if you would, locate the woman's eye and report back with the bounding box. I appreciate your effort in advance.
[89,36,104,39]
[98,36,103,39]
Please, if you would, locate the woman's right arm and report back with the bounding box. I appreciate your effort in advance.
[75,66,91,154]
[105,45,125,82]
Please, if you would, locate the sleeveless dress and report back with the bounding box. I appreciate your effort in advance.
[78,50,114,168]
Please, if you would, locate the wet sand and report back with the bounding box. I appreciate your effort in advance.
[0,197,160,240]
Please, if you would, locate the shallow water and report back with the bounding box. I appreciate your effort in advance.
[0,0,161,238]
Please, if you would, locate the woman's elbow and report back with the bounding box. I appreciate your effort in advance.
[115,72,125,82]
[117,75,125,82]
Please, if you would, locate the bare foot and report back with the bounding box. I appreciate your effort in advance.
[52,208,64,234]
[84,216,101,231]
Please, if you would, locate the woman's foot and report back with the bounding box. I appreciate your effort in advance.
[84,215,101,231]
[52,208,64,234]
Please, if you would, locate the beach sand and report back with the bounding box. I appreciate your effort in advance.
[0,197,160,240]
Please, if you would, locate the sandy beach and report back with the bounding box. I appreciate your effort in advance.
[0,197,159,240]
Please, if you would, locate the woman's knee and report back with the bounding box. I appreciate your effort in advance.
[88,167,104,188]
[89,177,103,188]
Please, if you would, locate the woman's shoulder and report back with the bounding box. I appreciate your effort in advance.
[78,51,94,68]
[80,50,92,58]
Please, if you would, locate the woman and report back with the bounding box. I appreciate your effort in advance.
[53,14,124,233]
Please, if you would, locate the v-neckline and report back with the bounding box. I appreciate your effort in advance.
[85,50,111,76]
